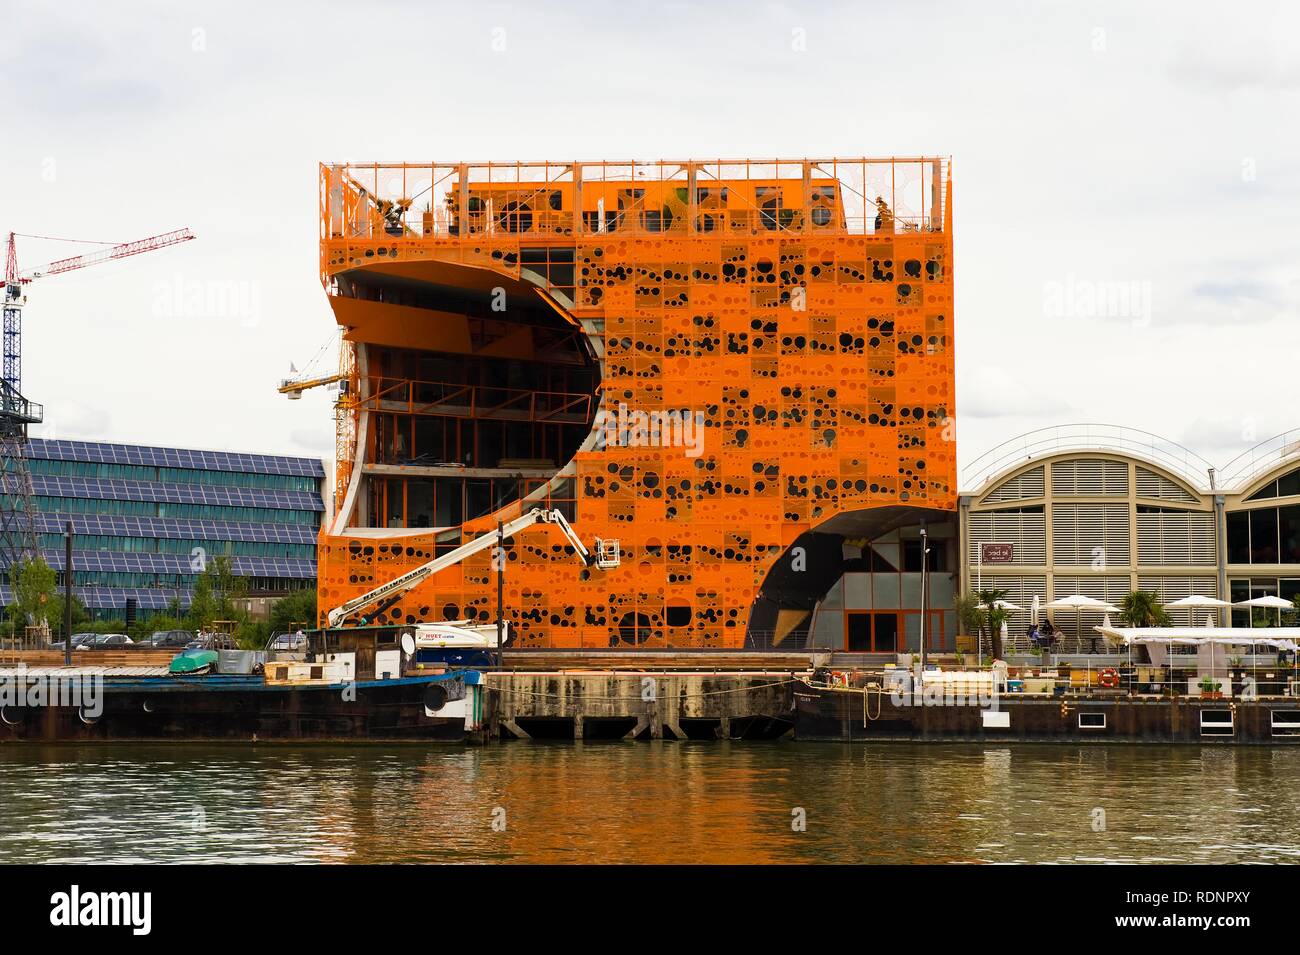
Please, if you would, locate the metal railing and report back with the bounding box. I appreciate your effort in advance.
[960,423,1216,496]
[0,378,42,427]
[829,658,1300,702]
[321,157,950,246]
[356,375,594,424]
[1217,427,1300,492]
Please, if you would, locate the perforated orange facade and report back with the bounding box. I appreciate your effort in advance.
[316,159,956,647]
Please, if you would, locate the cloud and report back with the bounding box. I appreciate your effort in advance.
[290,428,334,457]
[1192,279,1277,305]
[1,17,170,117]
[1167,49,1300,93]
[959,365,1075,420]
[7,0,1300,468]
[34,401,112,442]
[1177,268,1299,326]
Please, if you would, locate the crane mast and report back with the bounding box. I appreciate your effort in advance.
[0,241,41,575]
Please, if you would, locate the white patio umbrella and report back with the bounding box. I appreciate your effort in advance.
[976,600,1023,611]
[1165,594,1231,628]
[1044,595,1121,652]
[1235,595,1294,609]
[1235,594,1296,627]
[1031,594,1040,626]
[1043,594,1121,612]
[1165,595,1231,609]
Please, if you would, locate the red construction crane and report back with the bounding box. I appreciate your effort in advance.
[5,228,195,284]
[3,228,194,402]
[0,226,197,575]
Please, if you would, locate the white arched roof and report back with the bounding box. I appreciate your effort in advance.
[962,424,1214,498]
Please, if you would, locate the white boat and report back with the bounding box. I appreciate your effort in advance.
[411,620,506,649]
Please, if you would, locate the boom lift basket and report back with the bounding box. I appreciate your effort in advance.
[595,538,620,570]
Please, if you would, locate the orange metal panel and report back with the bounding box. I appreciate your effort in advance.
[315,158,956,648]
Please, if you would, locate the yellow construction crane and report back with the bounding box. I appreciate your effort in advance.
[278,371,346,400]
[279,332,358,518]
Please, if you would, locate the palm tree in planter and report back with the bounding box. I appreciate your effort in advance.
[1118,590,1170,628]
[975,587,1011,659]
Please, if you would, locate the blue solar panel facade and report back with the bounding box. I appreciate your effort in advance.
[28,438,321,476]
[12,439,326,620]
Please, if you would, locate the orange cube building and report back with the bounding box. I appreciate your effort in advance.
[315,158,956,650]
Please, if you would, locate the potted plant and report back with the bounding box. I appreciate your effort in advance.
[954,593,981,657]
[1199,675,1223,700]
[1228,656,1243,688]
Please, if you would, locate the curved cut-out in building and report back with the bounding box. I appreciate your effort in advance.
[316,158,956,648]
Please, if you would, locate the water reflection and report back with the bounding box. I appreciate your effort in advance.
[0,743,1298,863]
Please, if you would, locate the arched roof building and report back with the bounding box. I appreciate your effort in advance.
[959,424,1300,651]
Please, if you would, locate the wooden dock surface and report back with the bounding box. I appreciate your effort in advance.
[0,650,178,667]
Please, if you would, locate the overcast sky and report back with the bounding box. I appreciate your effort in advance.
[3,0,1298,485]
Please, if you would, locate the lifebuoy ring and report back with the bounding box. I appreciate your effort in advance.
[1098,667,1120,689]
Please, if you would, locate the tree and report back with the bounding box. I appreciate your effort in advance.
[46,592,88,638]
[234,618,270,651]
[1118,590,1170,628]
[269,589,317,635]
[187,570,216,630]
[187,554,247,630]
[6,556,56,637]
[955,591,982,637]
[974,587,1011,659]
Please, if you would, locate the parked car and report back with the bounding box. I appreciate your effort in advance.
[49,632,99,651]
[268,631,307,652]
[143,629,195,649]
[86,633,133,649]
[188,632,237,651]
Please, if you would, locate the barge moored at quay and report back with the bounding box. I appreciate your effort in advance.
[0,625,485,743]
[6,637,1300,744]
[793,677,1300,744]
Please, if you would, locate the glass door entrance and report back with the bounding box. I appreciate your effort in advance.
[846,611,900,652]
[846,610,946,652]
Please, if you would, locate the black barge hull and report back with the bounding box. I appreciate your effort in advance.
[0,675,471,743]
[794,681,1300,744]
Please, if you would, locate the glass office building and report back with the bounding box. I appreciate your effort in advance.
[4,438,324,621]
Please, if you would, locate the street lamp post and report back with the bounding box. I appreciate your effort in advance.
[495,520,504,670]
[919,526,930,675]
[63,520,73,667]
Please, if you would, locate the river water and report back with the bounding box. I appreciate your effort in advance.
[1,742,1297,864]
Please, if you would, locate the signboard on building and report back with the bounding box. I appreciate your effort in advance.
[980,542,1014,564]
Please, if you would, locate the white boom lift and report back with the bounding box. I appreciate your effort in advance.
[325,507,619,628]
